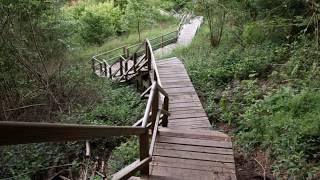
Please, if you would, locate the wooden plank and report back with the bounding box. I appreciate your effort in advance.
[160,78,190,83]
[157,72,189,77]
[169,98,201,103]
[170,102,203,109]
[157,71,188,75]
[154,148,234,163]
[168,123,210,129]
[151,161,235,173]
[168,121,209,126]
[168,125,210,130]
[168,117,209,123]
[169,112,207,119]
[153,156,235,170]
[168,119,209,124]
[157,136,232,148]
[163,83,194,89]
[170,106,204,111]
[155,143,234,155]
[164,86,195,92]
[112,157,151,180]
[169,126,210,130]
[169,109,206,115]
[159,128,230,139]
[150,166,236,180]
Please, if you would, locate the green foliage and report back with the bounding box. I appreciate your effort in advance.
[243,20,291,44]
[0,142,81,179]
[170,2,320,176]
[237,87,320,178]
[107,138,139,176]
[64,1,125,44]
[242,22,266,44]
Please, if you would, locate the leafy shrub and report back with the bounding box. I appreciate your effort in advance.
[242,22,266,44]
[237,87,320,178]
[64,1,125,44]
[107,138,139,176]
[242,20,290,44]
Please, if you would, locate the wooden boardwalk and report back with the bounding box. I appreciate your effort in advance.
[142,58,236,179]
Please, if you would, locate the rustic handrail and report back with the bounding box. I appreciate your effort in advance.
[0,121,145,146]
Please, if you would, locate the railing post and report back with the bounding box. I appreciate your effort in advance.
[109,66,112,79]
[146,42,151,71]
[123,46,127,58]
[99,62,103,76]
[161,36,164,48]
[119,57,123,76]
[150,86,159,132]
[104,62,107,77]
[162,96,169,127]
[139,131,149,175]
[126,48,130,59]
[133,53,137,73]
[125,59,128,81]
[91,58,95,74]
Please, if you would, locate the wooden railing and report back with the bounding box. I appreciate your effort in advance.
[91,31,178,81]
[90,12,191,81]
[0,40,169,180]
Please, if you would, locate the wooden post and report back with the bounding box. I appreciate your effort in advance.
[104,62,107,77]
[108,66,112,79]
[126,48,130,59]
[99,63,103,76]
[161,36,164,48]
[119,58,123,76]
[123,46,127,58]
[133,53,137,73]
[162,96,169,127]
[150,86,159,132]
[146,42,151,71]
[125,59,128,81]
[154,69,157,82]
[91,58,95,74]
[139,131,149,175]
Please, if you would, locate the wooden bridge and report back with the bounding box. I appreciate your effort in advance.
[0,36,236,179]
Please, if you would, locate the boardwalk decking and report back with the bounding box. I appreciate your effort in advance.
[143,58,236,179]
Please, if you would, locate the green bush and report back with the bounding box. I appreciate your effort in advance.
[107,138,139,176]
[237,87,320,178]
[242,20,290,44]
[242,22,266,44]
[64,1,125,44]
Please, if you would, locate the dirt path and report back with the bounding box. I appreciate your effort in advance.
[154,16,203,58]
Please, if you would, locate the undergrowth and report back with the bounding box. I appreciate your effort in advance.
[170,24,320,178]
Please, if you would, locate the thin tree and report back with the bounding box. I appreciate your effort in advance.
[125,0,154,42]
[197,0,227,47]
